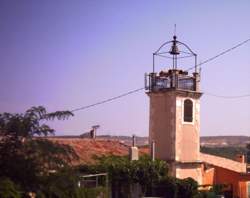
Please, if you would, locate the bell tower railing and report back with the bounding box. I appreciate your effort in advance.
[146,34,201,93]
[145,69,200,92]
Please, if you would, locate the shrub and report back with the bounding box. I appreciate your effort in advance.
[153,177,178,197]
[177,177,199,198]
[0,178,22,198]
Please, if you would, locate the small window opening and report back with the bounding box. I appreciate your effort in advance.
[184,99,193,122]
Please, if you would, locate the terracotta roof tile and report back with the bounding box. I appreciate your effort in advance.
[200,152,247,173]
[50,138,130,165]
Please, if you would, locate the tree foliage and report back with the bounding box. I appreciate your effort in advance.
[0,106,78,194]
[0,178,22,198]
[0,106,73,138]
[201,146,247,160]
[79,155,205,198]
[177,177,199,198]
[153,177,199,198]
[79,155,168,197]
[37,168,85,198]
[247,143,250,163]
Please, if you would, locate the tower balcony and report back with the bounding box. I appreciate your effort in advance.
[145,69,200,92]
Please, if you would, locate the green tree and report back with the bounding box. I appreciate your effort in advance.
[37,168,85,198]
[79,155,203,198]
[153,177,199,198]
[153,177,178,198]
[0,178,22,198]
[89,155,132,198]
[133,155,168,196]
[200,146,247,160]
[177,177,199,198]
[0,106,78,193]
[79,155,168,198]
[247,143,250,163]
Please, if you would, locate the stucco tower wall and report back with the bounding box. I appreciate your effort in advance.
[148,91,176,161]
[176,163,203,184]
[175,96,200,162]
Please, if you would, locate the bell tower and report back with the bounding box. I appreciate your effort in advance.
[145,35,203,183]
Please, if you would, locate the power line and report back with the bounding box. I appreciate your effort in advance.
[71,87,250,113]
[204,92,250,99]
[71,87,144,112]
[71,38,250,112]
[185,38,250,71]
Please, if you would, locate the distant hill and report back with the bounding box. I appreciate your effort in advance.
[49,134,250,162]
[97,135,148,146]
[200,146,247,160]
[96,135,250,147]
[200,136,250,147]
[51,135,250,147]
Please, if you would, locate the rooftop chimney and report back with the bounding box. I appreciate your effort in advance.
[235,154,246,163]
[90,129,96,139]
[129,135,138,161]
[90,125,100,139]
[132,135,136,147]
[151,140,155,161]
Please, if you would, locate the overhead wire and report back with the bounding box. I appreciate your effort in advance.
[71,87,144,112]
[71,37,250,112]
[185,38,250,71]
[71,88,250,113]
[203,92,250,99]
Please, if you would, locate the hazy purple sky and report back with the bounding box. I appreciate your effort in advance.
[0,0,249,136]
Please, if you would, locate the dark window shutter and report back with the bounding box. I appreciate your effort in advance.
[184,99,193,122]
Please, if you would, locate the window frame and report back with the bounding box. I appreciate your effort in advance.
[182,98,195,125]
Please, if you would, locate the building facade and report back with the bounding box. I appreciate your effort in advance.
[145,35,250,197]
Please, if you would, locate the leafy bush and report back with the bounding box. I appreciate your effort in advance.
[201,146,247,160]
[37,169,83,198]
[79,155,208,198]
[79,155,169,197]
[177,177,199,198]
[0,178,22,198]
[82,187,108,198]
[153,177,178,197]
[132,155,168,195]
[153,177,199,198]
[247,143,250,163]
[195,191,216,198]
[0,106,78,195]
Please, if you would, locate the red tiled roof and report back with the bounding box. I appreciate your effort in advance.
[50,138,130,164]
[200,153,247,173]
[49,138,248,175]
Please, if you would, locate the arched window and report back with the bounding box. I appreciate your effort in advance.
[184,99,193,122]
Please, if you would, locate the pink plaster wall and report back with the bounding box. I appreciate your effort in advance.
[148,91,176,161]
